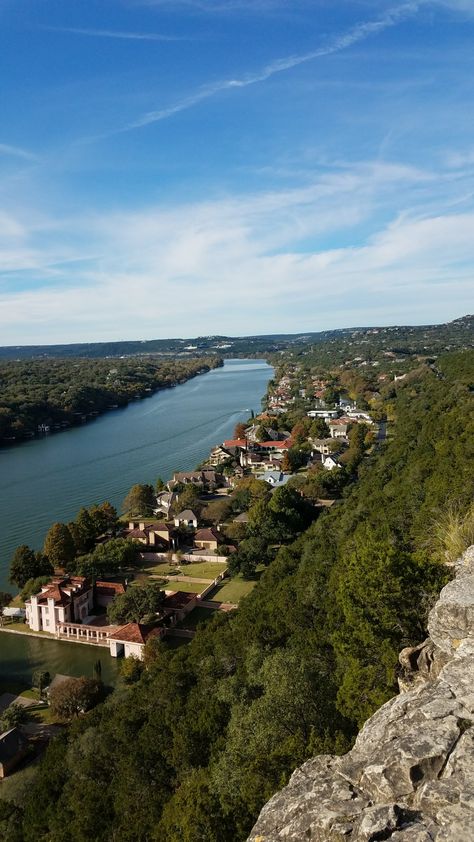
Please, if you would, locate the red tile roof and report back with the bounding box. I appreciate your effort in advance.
[258,440,291,449]
[162,591,198,611]
[223,439,247,448]
[108,623,162,645]
[95,581,125,595]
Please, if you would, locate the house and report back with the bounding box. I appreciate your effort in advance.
[240,451,268,469]
[171,469,223,490]
[126,521,177,550]
[95,581,125,608]
[154,490,177,516]
[322,454,343,471]
[328,422,349,440]
[256,471,291,488]
[255,440,291,455]
[307,409,339,419]
[310,438,333,455]
[0,728,28,778]
[194,527,222,552]
[223,438,248,450]
[233,511,249,523]
[346,410,373,424]
[174,509,198,529]
[25,576,94,634]
[208,445,233,467]
[108,623,164,660]
[25,576,126,633]
[172,471,204,486]
[162,590,198,622]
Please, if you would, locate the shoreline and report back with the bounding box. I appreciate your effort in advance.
[0,360,222,451]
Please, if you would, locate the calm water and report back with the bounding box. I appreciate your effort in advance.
[0,633,120,687]
[0,359,272,681]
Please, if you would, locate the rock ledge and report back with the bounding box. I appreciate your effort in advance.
[248,547,474,841]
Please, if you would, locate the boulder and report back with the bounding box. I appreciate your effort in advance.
[248,547,474,842]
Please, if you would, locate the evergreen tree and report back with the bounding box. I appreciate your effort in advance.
[43,523,76,568]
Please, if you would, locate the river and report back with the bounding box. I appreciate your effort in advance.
[0,359,272,684]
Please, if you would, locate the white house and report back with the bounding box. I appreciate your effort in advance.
[108,623,164,660]
[322,454,343,471]
[174,509,198,528]
[307,409,339,419]
[25,576,94,634]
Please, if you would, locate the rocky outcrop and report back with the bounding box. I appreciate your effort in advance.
[248,547,474,841]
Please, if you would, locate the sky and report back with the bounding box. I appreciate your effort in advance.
[0,0,473,345]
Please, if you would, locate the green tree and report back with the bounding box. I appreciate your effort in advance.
[122,483,156,516]
[43,523,76,567]
[75,537,139,577]
[107,582,165,624]
[74,507,97,554]
[32,670,50,699]
[49,677,103,720]
[10,545,53,589]
[20,576,52,602]
[174,483,201,514]
[88,501,117,535]
[155,476,166,493]
[119,655,144,685]
[1,702,28,730]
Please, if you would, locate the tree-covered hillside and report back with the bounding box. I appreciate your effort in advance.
[1,351,473,842]
[0,356,219,442]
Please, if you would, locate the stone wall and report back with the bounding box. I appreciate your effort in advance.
[248,547,474,841]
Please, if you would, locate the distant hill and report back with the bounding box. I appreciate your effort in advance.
[0,315,472,360]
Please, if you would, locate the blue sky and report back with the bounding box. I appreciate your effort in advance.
[0,0,473,344]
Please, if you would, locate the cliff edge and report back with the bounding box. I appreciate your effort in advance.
[248,547,474,841]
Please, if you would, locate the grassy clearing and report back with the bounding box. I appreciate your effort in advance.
[140,561,227,579]
[208,576,257,604]
[164,580,208,595]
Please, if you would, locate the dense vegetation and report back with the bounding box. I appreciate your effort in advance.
[0,315,471,361]
[1,349,472,842]
[0,356,219,441]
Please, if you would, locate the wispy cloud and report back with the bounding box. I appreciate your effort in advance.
[122,2,423,131]
[0,142,39,162]
[43,25,188,42]
[1,156,471,343]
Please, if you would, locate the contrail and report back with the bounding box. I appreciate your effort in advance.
[42,25,188,42]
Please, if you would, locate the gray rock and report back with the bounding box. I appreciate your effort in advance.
[248,546,474,842]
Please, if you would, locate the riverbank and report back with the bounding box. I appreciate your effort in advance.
[0,356,222,448]
[0,359,273,592]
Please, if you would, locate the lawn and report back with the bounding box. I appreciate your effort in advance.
[164,580,209,595]
[208,576,257,604]
[3,620,55,638]
[140,561,227,579]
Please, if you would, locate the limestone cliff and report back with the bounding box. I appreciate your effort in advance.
[248,547,474,841]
